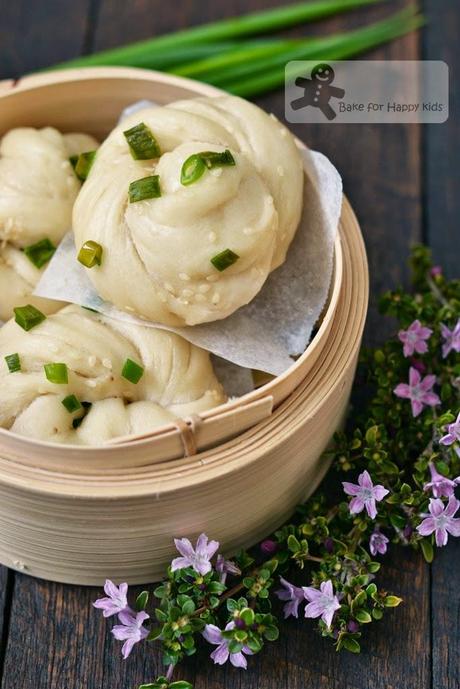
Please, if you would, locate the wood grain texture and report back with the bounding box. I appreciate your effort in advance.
[0,0,456,687]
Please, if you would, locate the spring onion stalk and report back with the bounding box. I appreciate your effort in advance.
[23,238,56,269]
[128,175,161,203]
[44,363,68,385]
[13,305,46,331]
[122,358,144,384]
[72,151,97,181]
[52,0,383,69]
[4,353,21,373]
[211,249,240,272]
[200,150,236,168]
[123,122,161,159]
[62,394,82,413]
[216,9,424,96]
[78,240,103,268]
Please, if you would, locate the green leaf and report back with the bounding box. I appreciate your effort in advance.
[246,636,263,653]
[226,598,238,612]
[170,682,194,689]
[389,513,407,530]
[182,599,196,615]
[240,607,255,626]
[367,561,381,574]
[208,581,226,595]
[372,607,383,620]
[264,625,279,641]
[355,610,372,624]
[228,640,244,654]
[155,609,168,623]
[420,538,434,563]
[287,534,301,552]
[147,627,163,641]
[342,637,361,653]
[136,590,149,611]
[234,630,248,642]
[366,583,377,597]
[351,591,367,610]
[384,595,403,608]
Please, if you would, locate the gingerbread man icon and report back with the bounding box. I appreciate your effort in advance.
[291,63,345,120]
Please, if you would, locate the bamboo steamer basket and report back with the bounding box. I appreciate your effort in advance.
[0,68,368,585]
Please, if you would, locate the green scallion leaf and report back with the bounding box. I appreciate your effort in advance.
[44,362,68,385]
[200,149,236,169]
[61,394,82,413]
[128,175,161,203]
[181,154,206,186]
[5,353,21,373]
[123,122,161,160]
[77,240,103,268]
[121,358,144,384]
[72,150,97,181]
[13,305,46,331]
[23,238,56,269]
[211,248,239,271]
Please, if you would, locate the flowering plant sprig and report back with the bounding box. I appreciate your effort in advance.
[94,246,460,688]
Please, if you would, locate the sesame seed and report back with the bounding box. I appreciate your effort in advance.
[211,292,221,304]
[88,355,96,367]
[210,168,223,178]
[198,284,211,294]
[102,358,112,370]
[279,128,288,138]
[277,165,285,177]
[208,231,217,243]
[206,274,219,282]
[243,227,253,236]
[179,273,191,281]
[86,379,97,388]
[164,282,175,293]
[182,288,193,298]
[195,293,206,303]
[178,298,189,305]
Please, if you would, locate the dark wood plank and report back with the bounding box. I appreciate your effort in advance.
[422,0,459,280]
[0,0,94,79]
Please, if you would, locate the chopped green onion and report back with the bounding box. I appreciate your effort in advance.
[5,353,21,373]
[14,305,46,331]
[211,249,240,271]
[72,402,92,429]
[123,122,161,160]
[62,394,82,413]
[181,154,206,186]
[77,240,103,268]
[72,150,97,181]
[121,358,144,384]
[200,150,236,169]
[23,238,56,269]
[44,362,68,385]
[128,175,161,203]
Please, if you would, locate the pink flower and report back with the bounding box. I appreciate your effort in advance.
[369,529,389,556]
[275,577,305,619]
[342,470,389,519]
[93,580,130,618]
[394,367,440,417]
[398,320,432,357]
[423,462,460,498]
[171,533,219,576]
[441,321,460,358]
[112,610,149,659]
[216,554,240,583]
[302,580,341,629]
[417,496,460,547]
[440,411,460,456]
[203,622,253,669]
[430,266,442,278]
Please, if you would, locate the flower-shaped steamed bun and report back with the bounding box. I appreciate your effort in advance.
[0,127,98,321]
[0,305,225,445]
[73,96,303,326]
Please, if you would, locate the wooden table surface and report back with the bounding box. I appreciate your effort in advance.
[0,1,458,687]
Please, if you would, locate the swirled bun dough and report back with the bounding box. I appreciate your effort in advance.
[73,96,303,326]
[0,304,225,445]
[0,127,98,321]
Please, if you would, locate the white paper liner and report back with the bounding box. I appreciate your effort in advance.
[34,147,341,376]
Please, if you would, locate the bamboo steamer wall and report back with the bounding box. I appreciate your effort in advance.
[0,68,368,585]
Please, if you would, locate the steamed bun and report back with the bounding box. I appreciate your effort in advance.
[0,127,98,320]
[0,304,225,445]
[73,96,303,326]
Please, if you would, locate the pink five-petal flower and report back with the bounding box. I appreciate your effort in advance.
[275,577,305,619]
[112,610,149,659]
[93,580,130,618]
[423,462,460,498]
[440,412,460,458]
[417,496,460,547]
[303,580,341,629]
[398,320,432,358]
[394,367,440,417]
[203,622,253,669]
[441,321,460,359]
[171,533,219,576]
[342,470,389,519]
